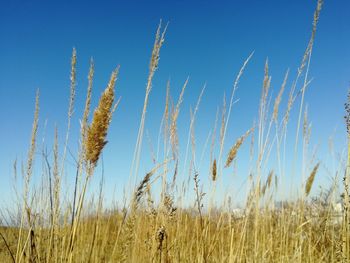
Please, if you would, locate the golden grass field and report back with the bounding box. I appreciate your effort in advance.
[1,0,350,262]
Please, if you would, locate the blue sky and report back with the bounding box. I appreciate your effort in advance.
[0,0,349,207]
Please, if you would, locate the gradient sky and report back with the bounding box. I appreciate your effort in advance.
[0,0,349,208]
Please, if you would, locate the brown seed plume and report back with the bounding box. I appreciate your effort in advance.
[134,171,153,206]
[134,161,167,208]
[266,170,273,189]
[212,159,217,181]
[85,68,119,168]
[225,128,253,168]
[305,162,320,196]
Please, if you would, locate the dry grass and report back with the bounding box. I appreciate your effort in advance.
[1,1,349,262]
[225,128,253,168]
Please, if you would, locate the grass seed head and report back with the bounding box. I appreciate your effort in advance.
[85,68,118,168]
[212,159,217,181]
[225,128,253,168]
[305,163,320,197]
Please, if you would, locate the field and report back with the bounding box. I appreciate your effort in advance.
[1,0,350,262]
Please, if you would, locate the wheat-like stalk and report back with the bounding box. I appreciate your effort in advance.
[81,58,94,155]
[182,84,205,187]
[294,0,323,155]
[71,58,94,226]
[219,53,254,169]
[85,68,119,169]
[305,162,320,197]
[273,70,289,122]
[170,78,188,160]
[266,170,273,189]
[225,128,253,168]
[60,48,77,177]
[212,159,217,181]
[66,67,119,262]
[16,90,39,262]
[130,22,167,189]
[25,90,40,193]
[134,171,153,207]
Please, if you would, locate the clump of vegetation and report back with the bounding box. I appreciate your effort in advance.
[2,0,349,262]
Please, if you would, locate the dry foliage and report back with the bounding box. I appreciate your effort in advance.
[2,2,348,262]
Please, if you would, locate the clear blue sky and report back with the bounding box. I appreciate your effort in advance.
[0,0,349,207]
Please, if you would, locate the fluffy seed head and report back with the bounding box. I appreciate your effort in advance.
[305,163,320,196]
[85,68,119,168]
[26,90,39,186]
[225,128,253,168]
